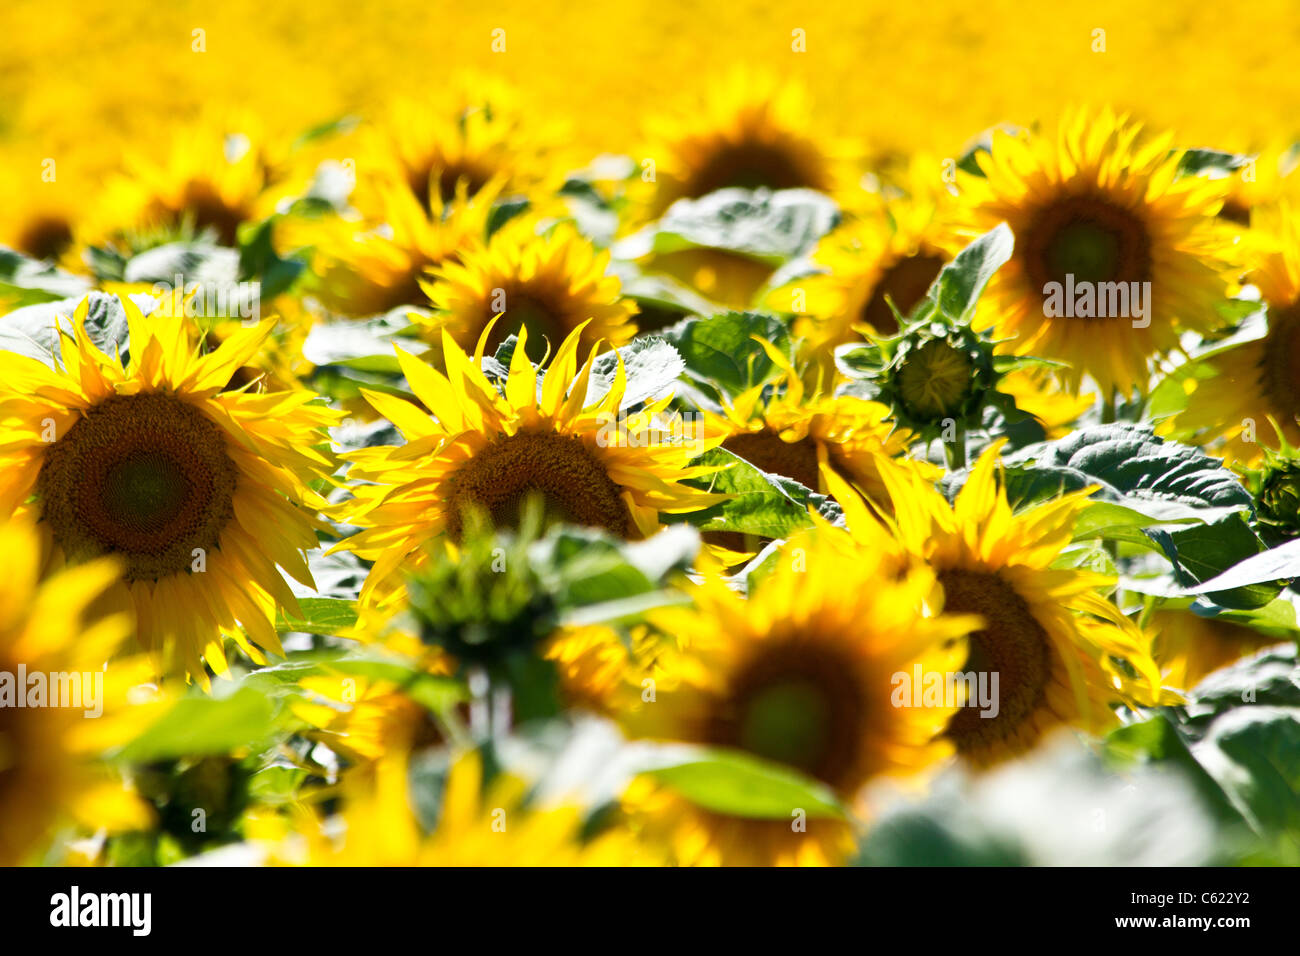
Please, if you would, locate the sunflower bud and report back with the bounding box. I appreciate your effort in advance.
[878,321,996,440]
[1256,456,1300,545]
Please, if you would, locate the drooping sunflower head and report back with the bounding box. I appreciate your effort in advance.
[418,220,638,359]
[864,442,1168,767]
[634,69,844,220]
[621,523,976,866]
[337,320,724,609]
[292,175,497,318]
[958,107,1234,396]
[0,296,342,680]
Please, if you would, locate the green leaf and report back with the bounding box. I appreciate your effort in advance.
[238,217,307,300]
[619,188,839,263]
[646,748,845,820]
[1193,707,1300,839]
[993,423,1254,522]
[0,290,136,366]
[585,335,686,409]
[929,223,1014,322]
[665,447,839,539]
[1148,514,1281,609]
[117,688,280,761]
[661,310,793,399]
[1185,537,1300,596]
[275,597,359,635]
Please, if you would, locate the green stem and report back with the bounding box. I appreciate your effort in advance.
[943,423,968,471]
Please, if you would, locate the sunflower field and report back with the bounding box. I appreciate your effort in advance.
[1,1,1299,878]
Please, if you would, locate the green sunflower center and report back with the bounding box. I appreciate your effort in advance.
[936,569,1053,756]
[445,430,633,540]
[710,639,865,789]
[897,338,974,419]
[1024,194,1152,293]
[38,393,238,582]
[861,253,946,334]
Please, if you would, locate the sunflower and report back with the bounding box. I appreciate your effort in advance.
[357,77,567,218]
[0,516,155,865]
[702,342,938,501]
[82,113,280,252]
[957,108,1233,396]
[291,176,497,318]
[862,443,1168,766]
[0,295,342,680]
[543,624,668,717]
[336,321,724,609]
[777,153,963,352]
[619,523,975,867]
[291,670,451,764]
[1169,208,1300,464]
[1149,608,1284,692]
[417,220,638,360]
[285,749,661,866]
[634,69,845,221]
[0,143,82,264]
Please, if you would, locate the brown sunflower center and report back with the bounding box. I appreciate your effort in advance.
[162,181,248,246]
[1258,303,1300,418]
[15,215,74,262]
[707,639,865,789]
[684,141,821,199]
[37,393,238,582]
[487,290,568,360]
[444,430,632,540]
[409,161,492,213]
[936,569,1052,754]
[1023,194,1152,297]
[861,253,946,334]
[722,429,821,491]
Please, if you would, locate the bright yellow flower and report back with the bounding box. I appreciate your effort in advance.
[0,296,342,680]
[958,108,1233,396]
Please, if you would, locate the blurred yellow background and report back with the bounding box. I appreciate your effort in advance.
[1,1,1294,178]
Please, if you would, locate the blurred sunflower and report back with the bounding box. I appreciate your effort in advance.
[1213,144,1299,231]
[958,108,1233,396]
[287,749,661,866]
[0,296,341,680]
[704,342,938,500]
[634,70,846,220]
[292,177,497,318]
[357,78,567,218]
[1169,208,1300,464]
[83,114,280,251]
[291,671,452,764]
[774,155,963,366]
[336,321,723,609]
[1149,608,1283,692]
[418,220,638,360]
[0,145,81,263]
[866,443,1169,766]
[543,624,667,717]
[621,524,976,866]
[0,516,154,865]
